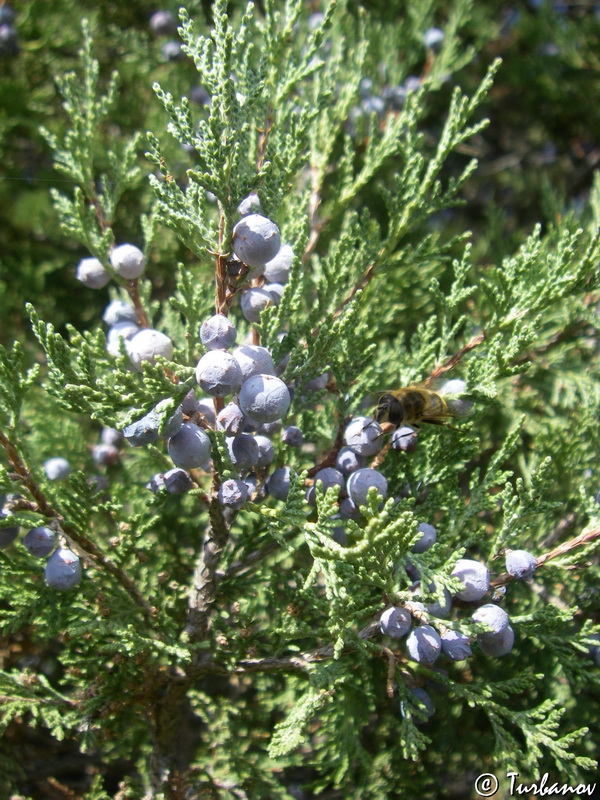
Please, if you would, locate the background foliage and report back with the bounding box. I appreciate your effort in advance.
[0,0,599,798]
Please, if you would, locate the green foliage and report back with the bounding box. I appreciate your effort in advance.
[1,1,599,798]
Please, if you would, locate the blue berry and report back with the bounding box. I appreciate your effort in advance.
[379,606,412,638]
[102,300,138,326]
[200,314,237,351]
[472,604,509,640]
[163,468,193,494]
[0,6,16,25]
[254,435,275,467]
[44,457,70,481]
[0,505,19,549]
[218,479,249,509]
[441,630,472,661]
[232,214,281,268]
[392,426,418,453]
[263,244,294,284]
[423,26,444,50]
[92,444,119,467]
[237,193,262,216]
[150,10,177,35]
[227,433,260,473]
[162,40,185,61]
[233,345,275,381]
[282,426,303,447]
[217,402,246,436]
[110,244,145,279]
[343,416,384,457]
[478,625,515,657]
[196,351,243,397]
[128,329,173,369]
[146,473,165,494]
[425,585,452,618]
[45,547,82,590]
[313,468,344,498]
[346,468,388,507]
[23,526,56,557]
[265,283,284,305]
[505,549,537,579]
[412,522,437,554]
[401,687,435,721]
[196,397,217,426]
[451,559,490,602]
[406,624,442,665]
[123,412,160,447]
[239,374,291,423]
[335,447,366,475]
[339,497,360,519]
[168,423,211,469]
[240,288,274,323]
[106,321,139,357]
[100,427,122,447]
[266,467,292,500]
[76,257,110,289]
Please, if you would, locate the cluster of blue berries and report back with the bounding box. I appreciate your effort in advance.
[0,495,82,590]
[379,548,539,719]
[0,5,19,59]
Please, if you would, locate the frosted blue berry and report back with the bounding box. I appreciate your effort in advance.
[196,351,243,397]
[425,585,452,618]
[217,402,246,437]
[150,10,177,34]
[45,547,82,590]
[233,345,275,381]
[339,497,361,519]
[254,435,275,467]
[401,687,435,721]
[181,389,199,416]
[264,283,285,305]
[232,214,281,268]
[263,244,294,284]
[406,624,442,665]
[266,467,292,500]
[240,288,273,323]
[0,6,16,24]
[100,427,122,447]
[282,426,303,447]
[423,26,444,50]
[23,526,56,557]
[128,329,173,369]
[102,300,138,326]
[478,625,515,657]
[146,473,165,494]
[239,374,291,423]
[305,372,329,392]
[163,468,193,494]
[412,522,437,554]
[343,416,384,457]
[505,549,537,579]
[168,423,211,469]
[227,433,260,473]
[0,505,19,549]
[237,193,262,216]
[76,257,110,289]
[110,244,145,279]
[106,321,139,357]
[392,426,418,453]
[162,40,185,61]
[44,457,70,481]
[91,444,119,467]
[346,468,388,507]
[190,85,211,106]
[379,606,412,638]
[335,447,366,475]
[154,400,184,437]
[200,314,237,351]
[472,604,509,640]
[218,479,249,509]
[196,397,216,426]
[255,420,282,436]
[122,411,160,446]
[313,468,344,497]
[441,630,472,661]
[451,559,490,602]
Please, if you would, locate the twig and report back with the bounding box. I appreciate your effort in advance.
[428,330,486,381]
[0,428,156,619]
[125,278,151,329]
[381,646,397,698]
[215,212,229,316]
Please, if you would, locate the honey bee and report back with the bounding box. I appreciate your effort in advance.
[374,379,472,429]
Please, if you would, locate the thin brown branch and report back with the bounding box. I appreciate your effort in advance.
[0,428,156,619]
[125,278,151,329]
[215,212,229,316]
[428,330,486,381]
[381,646,397,698]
